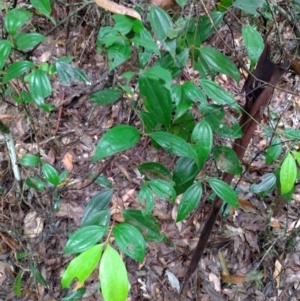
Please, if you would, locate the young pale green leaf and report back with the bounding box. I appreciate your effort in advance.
[114,223,146,263]
[99,245,129,301]
[122,209,166,242]
[138,184,154,215]
[177,183,202,222]
[92,125,140,162]
[207,178,238,208]
[149,6,173,41]
[90,88,122,106]
[61,288,86,301]
[0,40,12,70]
[4,8,32,36]
[29,69,51,102]
[81,210,111,228]
[200,79,240,112]
[138,162,172,181]
[280,152,297,195]
[25,176,45,191]
[3,61,34,84]
[149,179,176,204]
[61,244,103,288]
[81,190,113,225]
[250,173,276,195]
[242,26,264,66]
[266,137,282,165]
[149,131,197,161]
[200,47,240,82]
[20,154,41,167]
[191,120,213,168]
[139,77,172,128]
[212,146,242,175]
[42,163,59,186]
[107,39,131,71]
[64,226,107,254]
[15,33,46,50]
[173,157,200,195]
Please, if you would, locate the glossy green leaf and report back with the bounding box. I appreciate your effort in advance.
[29,69,51,103]
[112,14,134,35]
[0,40,12,70]
[131,36,159,54]
[99,245,129,301]
[139,77,172,128]
[4,8,32,35]
[138,184,154,215]
[25,176,45,191]
[182,81,206,103]
[266,136,282,165]
[64,226,107,254]
[280,152,297,195]
[20,154,41,166]
[93,125,140,162]
[191,120,213,168]
[90,88,122,106]
[138,162,172,181]
[173,157,200,194]
[212,146,242,175]
[107,39,131,71]
[81,190,113,225]
[81,210,111,227]
[149,6,173,41]
[149,131,197,161]
[122,209,166,242]
[177,183,202,222]
[15,33,46,50]
[171,110,195,140]
[200,47,240,82]
[30,0,55,23]
[250,173,276,195]
[242,26,264,66]
[200,79,240,112]
[42,163,59,186]
[114,223,146,263]
[3,60,34,84]
[139,111,158,132]
[207,178,238,207]
[61,244,103,288]
[61,288,86,301]
[233,0,265,15]
[149,179,176,203]
[142,66,172,84]
[55,61,91,85]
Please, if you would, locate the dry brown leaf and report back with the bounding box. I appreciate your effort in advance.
[270,218,281,228]
[56,202,84,226]
[24,211,44,239]
[239,198,257,213]
[218,251,229,276]
[94,0,141,20]
[221,274,245,285]
[208,273,221,292]
[273,259,282,288]
[150,0,179,10]
[62,152,73,172]
[0,261,13,285]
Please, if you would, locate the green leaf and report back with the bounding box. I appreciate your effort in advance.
[42,163,59,186]
[182,81,206,103]
[20,154,41,166]
[92,125,140,162]
[149,131,197,161]
[200,79,240,112]
[99,245,129,301]
[191,120,213,168]
[131,36,159,54]
[280,152,297,195]
[90,88,122,106]
[4,8,32,35]
[122,209,166,242]
[139,77,172,128]
[13,272,22,297]
[266,136,282,165]
[30,264,48,286]
[138,184,154,215]
[138,162,172,181]
[114,223,146,263]
[55,61,91,85]
[175,0,188,7]
[173,157,200,194]
[177,183,202,222]
[139,111,158,132]
[233,0,266,15]
[61,288,86,301]
[281,128,300,140]
[25,176,45,191]
[81,210,111,228]
[142,66,172,84]
[242,26,264,66]
[292,151,300,165]
[64,226,107,254]
[3,60,34,84]
[107,39,131,71]
[149,6,173,41]
[212,146,242,175]
[149,179,176,204]
[29,69,51,103]
[81,190,113,225]
[112,14,134,35]
[61,244,103,288]
[30,0,55,23]
[93,175,113,188]
[200,47,240,82]
[250,173,276,195]
[0,40,12,70]
[207,178,238,207]
[15,33,46,50]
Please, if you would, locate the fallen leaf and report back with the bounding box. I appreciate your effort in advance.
[24,211,44,239]
[273,259,282,288]
[62,152,73,172]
